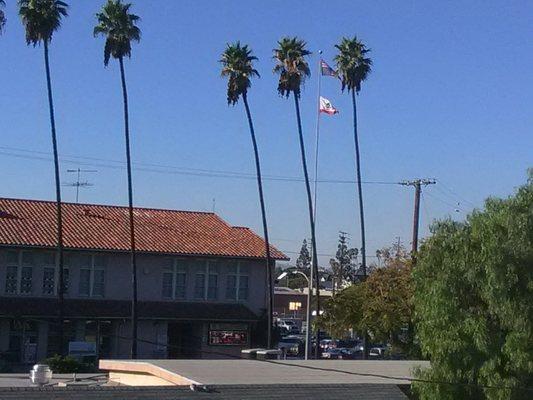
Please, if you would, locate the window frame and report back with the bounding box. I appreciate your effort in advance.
[4,250,34,295]
[161,258,188,300]
[225,261,250,301]
[78,254,106,298]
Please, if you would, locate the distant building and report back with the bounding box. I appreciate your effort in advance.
[0,198,287,364]
[273,286,332,321]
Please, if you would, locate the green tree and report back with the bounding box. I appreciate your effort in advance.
[296,239,311,270]
[18,0,68,355]
[94,0,140,359]
[273,37,321,321]
[334,37,372,278]
[317,245,414,353]
[329,232,358,290]
[412,173,533,399]
[0,1,6,33]
[220,42,274,348]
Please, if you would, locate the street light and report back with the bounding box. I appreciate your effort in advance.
[277,270,312,360]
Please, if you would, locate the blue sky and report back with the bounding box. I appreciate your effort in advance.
[0,0,531,266]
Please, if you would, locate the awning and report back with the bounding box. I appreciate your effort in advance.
[0,297,258,321]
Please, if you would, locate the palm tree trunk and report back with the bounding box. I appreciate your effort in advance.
[44,40,65,356]
[242,93,274,349]
[293,93,321,358]
[119,56,138,359]
[351,89,368,359]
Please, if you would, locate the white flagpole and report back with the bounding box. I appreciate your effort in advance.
[313,51,322,225]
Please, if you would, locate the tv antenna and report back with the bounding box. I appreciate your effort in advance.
[64,168,98,203]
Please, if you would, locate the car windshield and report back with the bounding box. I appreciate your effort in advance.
[284,321,294,325]
[280,338,300,343]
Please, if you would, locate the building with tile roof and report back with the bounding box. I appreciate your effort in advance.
[0,198,287,365]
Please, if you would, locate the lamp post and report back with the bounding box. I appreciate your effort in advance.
[277,270,312,360]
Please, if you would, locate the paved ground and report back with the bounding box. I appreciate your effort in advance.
[102,359,429,385]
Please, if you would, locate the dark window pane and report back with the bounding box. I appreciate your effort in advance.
[42,267,55,295]
[239,275,249,300]
[5,266,18,294]
[175,273,186,299]
[226,275,237,300]
[207,274,218,300]
[194,273,205,299]
[79,269,91,296]
[92,269,105,297]
[20,266,32,294]
[162,272,173,299]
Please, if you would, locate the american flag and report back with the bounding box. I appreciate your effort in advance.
[320,60,336,77]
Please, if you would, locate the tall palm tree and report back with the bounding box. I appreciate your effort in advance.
[0,1,6,34]
[18,0,68,356]
[273,37,321,357]
[94,0,140,359]
[220,42,275,349]
[334,35,372,358]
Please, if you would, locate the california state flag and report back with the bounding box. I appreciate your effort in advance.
[319,96,339,115]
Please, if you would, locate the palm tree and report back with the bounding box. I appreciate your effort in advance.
[273,37,321,357]
[0,1,6,34]
[94,0,140,359]
[18,0,68,356]
[220,42,275,349]
[334,35,372,358]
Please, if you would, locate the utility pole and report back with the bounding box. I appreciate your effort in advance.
[400,179,436,259]
[65,168,97,203]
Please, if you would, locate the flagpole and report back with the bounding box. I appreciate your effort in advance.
[313,51,322,224]
[309,50,322,360]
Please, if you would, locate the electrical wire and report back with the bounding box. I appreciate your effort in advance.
[0,146,400,186]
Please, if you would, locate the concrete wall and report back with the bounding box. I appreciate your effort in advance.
[0,248,268,314]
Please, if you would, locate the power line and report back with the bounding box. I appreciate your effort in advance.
[0,146,400,186]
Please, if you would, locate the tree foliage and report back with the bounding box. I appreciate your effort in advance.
[93,0,140,66]
[18,0,68,45]
[329,232,358,288]
[412,172,533,399]
[273,36,311,98]
[0,1,6,34]
[334,36,372,94]
[220,41,259,105]
[317,245,414,352]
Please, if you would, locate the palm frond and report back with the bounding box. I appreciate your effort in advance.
[272,36,311,98]
[334,36,372,93]
[94,0,141,66]
[220,41,259,105]
[0,0,6,34]
[18,0,69,46]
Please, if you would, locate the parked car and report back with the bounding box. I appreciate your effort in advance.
[319,339,338,351]
[321,348,343,359]
[369,346,387,358]
[278,320,300,334]
[277,336,304,356]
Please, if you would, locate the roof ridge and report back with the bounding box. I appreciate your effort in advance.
[0,196,216,215]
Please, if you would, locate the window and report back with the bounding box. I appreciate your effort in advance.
[4,251,33,295]
[192,260,219,300]
[42,268,55,295]
[161,259,188,300]
[194,272,205,299]
[225,262,250,301]
[42,252,56,296]
[238,275,249,301]
[226,275,237,300]
[79,254,106,297]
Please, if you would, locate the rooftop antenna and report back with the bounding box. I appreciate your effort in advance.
[64,168,97,203]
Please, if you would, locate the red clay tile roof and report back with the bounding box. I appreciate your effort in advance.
[0,198,288,260]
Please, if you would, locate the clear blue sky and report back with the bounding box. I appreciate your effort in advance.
[0,1,531,266]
